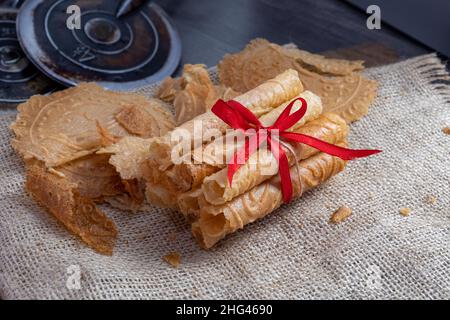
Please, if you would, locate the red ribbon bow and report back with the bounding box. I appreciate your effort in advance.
[211,98,381,203]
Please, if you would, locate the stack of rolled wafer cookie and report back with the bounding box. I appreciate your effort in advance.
[10,38,377,253]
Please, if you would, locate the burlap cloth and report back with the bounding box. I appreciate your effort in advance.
[0,54,449,300]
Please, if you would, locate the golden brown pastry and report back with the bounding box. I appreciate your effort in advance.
[282,42,364,76]
[153,91,322,192]
[156,77,181,103]
[98,136,153,180]
[115,102,175,138]
[197,91,323,167]
[192,145,348,249]
[177,188,204,221]
[156,65,241,125]
[144,181,178,209]
[202,113,348,205]
[173,64,218,125]
[54,154,124,200]
[148,69,303,171]
[11,83,175,168]
[25,161,118,255]
[10,83,177,254]
[167,91,323,193]
[218,39,377,123]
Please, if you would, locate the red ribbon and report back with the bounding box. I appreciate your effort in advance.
[211,98,381,203]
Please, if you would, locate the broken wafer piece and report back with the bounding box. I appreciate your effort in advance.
[156,77,181,103]
[214,85,240,102]
[98,136,153,180]
[171,64,217,125]
[399,207,412,217]
[10,83,174,167]
[163,252,181,268]
[218,39,377,123]
[54,154,124,200]
[156,65,240,125]
[145,181,178,209]
[105,179,146,212]
[329,206,352,224]
[25,160,118,255]
[178,188,204,221]
[283,41,365,75]
[115,101,175,138]
[174,84,240,125]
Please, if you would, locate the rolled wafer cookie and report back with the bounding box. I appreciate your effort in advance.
[169,91,323,192]
[177,188,204,222]
[144,181,178,209]
[148,69,303,171]
[202,112,348,205]
[192,143,348,249]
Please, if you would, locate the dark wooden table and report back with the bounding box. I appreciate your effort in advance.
[155,0,430,73]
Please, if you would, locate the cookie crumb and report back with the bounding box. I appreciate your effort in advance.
[399,207,412,217]
[136,232,147,240]
[163,252,181,268]
[442,126,450,135]
[329,206,352,224]
[425,195,437,205]
[368,192,375,200]
[168,232,177,242]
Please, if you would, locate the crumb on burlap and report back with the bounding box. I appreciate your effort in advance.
[168,232,177,242]
[368,192,375,200]
[425,195,437,205]
[399,207,412,217]
[442,126,450,135]
[163,252,181,268]
[329,206,352,224]
[136,233,147,240]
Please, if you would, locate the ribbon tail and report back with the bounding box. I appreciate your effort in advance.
[281,132,382,160]
[269,137,293,203]
[228,131,267,186]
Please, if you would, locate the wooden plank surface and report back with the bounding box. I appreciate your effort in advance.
[155,0,429,73]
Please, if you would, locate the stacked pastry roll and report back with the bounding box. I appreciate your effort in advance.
[142,69,349,248]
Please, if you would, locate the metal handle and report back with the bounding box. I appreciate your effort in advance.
[0,0,25,8]
[115,0,151,18]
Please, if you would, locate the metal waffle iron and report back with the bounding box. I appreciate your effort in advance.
[0,0,181,106]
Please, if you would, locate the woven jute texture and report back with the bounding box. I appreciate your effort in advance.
[0,54,449,300]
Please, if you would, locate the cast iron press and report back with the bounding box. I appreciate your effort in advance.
[12,0,181,93]
[0,6,58,107]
